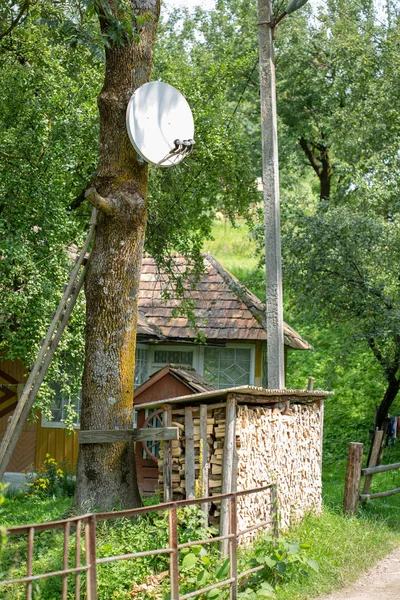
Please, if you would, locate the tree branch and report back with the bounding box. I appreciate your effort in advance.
[0,1,30,41]
[368,336,389,373]
[85,187,117,215]
[299,136,322,177]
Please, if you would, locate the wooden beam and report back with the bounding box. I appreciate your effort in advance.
[185,407,196,500]
[79,427,179,444]
[220,395,237,556]
[360,486,400,501]
[362,460,400,477]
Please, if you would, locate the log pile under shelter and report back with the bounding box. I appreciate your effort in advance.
[136,386,331,540]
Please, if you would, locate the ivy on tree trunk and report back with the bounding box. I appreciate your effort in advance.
[75,0,161,512]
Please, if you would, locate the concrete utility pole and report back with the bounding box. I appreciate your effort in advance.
[258,0,285,390]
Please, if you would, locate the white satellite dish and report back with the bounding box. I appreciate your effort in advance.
[126,81,195,167]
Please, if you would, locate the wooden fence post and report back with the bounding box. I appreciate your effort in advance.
[362,429,384,497]
[343,442,363,515]
[85,515,98,600]
[169,504,180,600]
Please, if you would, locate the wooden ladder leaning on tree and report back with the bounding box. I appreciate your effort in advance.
[0,210,97,480]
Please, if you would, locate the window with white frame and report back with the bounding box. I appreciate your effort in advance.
[42,382,81,428]
[203,346,253,389]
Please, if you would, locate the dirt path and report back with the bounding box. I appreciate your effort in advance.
[317,546,400,600]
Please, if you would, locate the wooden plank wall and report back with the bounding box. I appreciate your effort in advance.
[35,422,79,468]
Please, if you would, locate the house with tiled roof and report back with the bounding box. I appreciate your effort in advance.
[0,253,310,475]
[134,253,310,390]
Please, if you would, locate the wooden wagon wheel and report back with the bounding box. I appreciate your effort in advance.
[141,408,164,461]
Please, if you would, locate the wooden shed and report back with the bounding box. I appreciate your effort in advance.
[135,386,331,536]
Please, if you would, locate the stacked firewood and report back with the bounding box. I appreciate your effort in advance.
[157,397,323,536]
[236,402,322,538]
[157,407,225,500]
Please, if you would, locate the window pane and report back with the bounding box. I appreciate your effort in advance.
[153,350,193,366]
[44,383,80,426]
[204,347,251,389]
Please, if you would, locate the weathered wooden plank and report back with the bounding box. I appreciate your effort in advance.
[220,395,236,556]
[163,407,173,503]
[343,442,363,515]
[185,407,195,500]
[362,429,384,496]
[200,404,209,523]
[79,427,179,444]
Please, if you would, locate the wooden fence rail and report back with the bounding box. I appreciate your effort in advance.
[1,485,277,600]
[343,440,400,513]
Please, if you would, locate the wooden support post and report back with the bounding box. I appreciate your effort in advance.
[185,407,195,500]
[26,527,34,600]
[85,515,98,600]
[163,406,173,503]
[200,404,209,524]
[362,429,384,497]
[62,521,70,600]
[169,505,180,600]
[319,397,324,473]
[220,395,236,556]
[307,377,314,391]
[75,519,82,600]
[343,442,363,515]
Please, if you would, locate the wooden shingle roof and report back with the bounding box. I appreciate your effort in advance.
[137,254,311,350]
[135,364,216,400]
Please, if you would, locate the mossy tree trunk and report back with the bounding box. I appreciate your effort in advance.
[75,0,161,512]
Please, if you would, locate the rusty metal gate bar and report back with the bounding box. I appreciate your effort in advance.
[1,485,278,600]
